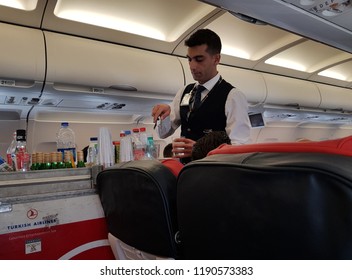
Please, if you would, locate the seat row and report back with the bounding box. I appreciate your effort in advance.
[97,136,352,259]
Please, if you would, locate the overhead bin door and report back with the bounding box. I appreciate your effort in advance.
[0,22,45,119]
[263,73,321,108]
[316,83,352,112]
[0,23,45,94]
[218,65,267,104]
[44,32,184,96]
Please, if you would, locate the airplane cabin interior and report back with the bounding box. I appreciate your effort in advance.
[1,0,352,261]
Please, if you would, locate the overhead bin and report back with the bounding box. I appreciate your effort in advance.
[218,65,267,104]
[263,73,321,108]
[44,32,184,98]
[178,58,267,104]
[0,23,45,95]
[0,23,45,120]
[316,83,352,112]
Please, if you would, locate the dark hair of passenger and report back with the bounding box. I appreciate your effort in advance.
[163,143,173,158]
[184,28,222,55]
[191,131,231,161]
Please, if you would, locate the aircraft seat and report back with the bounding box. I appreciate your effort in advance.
[96,159,179,260]
[177,142,352,259]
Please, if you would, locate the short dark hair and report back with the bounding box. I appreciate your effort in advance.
[163,143,173,158]
[185,29,221,55]
[191,131,231,160]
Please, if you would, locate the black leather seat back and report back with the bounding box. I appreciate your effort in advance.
[97,160,178,258]
[177,152,352,259]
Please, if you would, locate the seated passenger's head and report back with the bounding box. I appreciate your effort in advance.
[163,143,173,158]
[191,131,231,161]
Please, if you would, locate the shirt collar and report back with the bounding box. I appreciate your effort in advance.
[197,73,221,92]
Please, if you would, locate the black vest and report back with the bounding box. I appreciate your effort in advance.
[180,79,233,141]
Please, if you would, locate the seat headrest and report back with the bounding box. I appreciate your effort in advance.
[177,152,352,259]
[96,160,179,258]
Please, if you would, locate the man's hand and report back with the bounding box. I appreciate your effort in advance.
[152,104,171,123]
[172,137,196,159]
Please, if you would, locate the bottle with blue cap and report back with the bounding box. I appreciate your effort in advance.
[56,122,76,162]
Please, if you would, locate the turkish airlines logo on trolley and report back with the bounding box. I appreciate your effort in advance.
[27,209,38,219]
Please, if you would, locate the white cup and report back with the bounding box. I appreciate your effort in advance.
[172,136,185,157]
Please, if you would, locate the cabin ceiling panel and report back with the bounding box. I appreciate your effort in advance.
[0,0,47,28]
[314,60,352,83]
[200,12,303,61]
[263,41,352,73]
[41,0,221,54]
[52,0,215,42]
[201,0,352,53]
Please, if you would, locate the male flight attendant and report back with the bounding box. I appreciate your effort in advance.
[152,29,250,163]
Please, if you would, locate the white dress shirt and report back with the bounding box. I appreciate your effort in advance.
[157,73,251,145]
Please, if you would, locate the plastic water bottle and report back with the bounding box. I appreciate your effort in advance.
[131,128,144,160]
[56,122,76,162]
[86,137,98,166]
[139,127,148,147]
[119,130,133,162]
[145,135,157,160]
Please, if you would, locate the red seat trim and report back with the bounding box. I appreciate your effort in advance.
[208,136,352,157]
